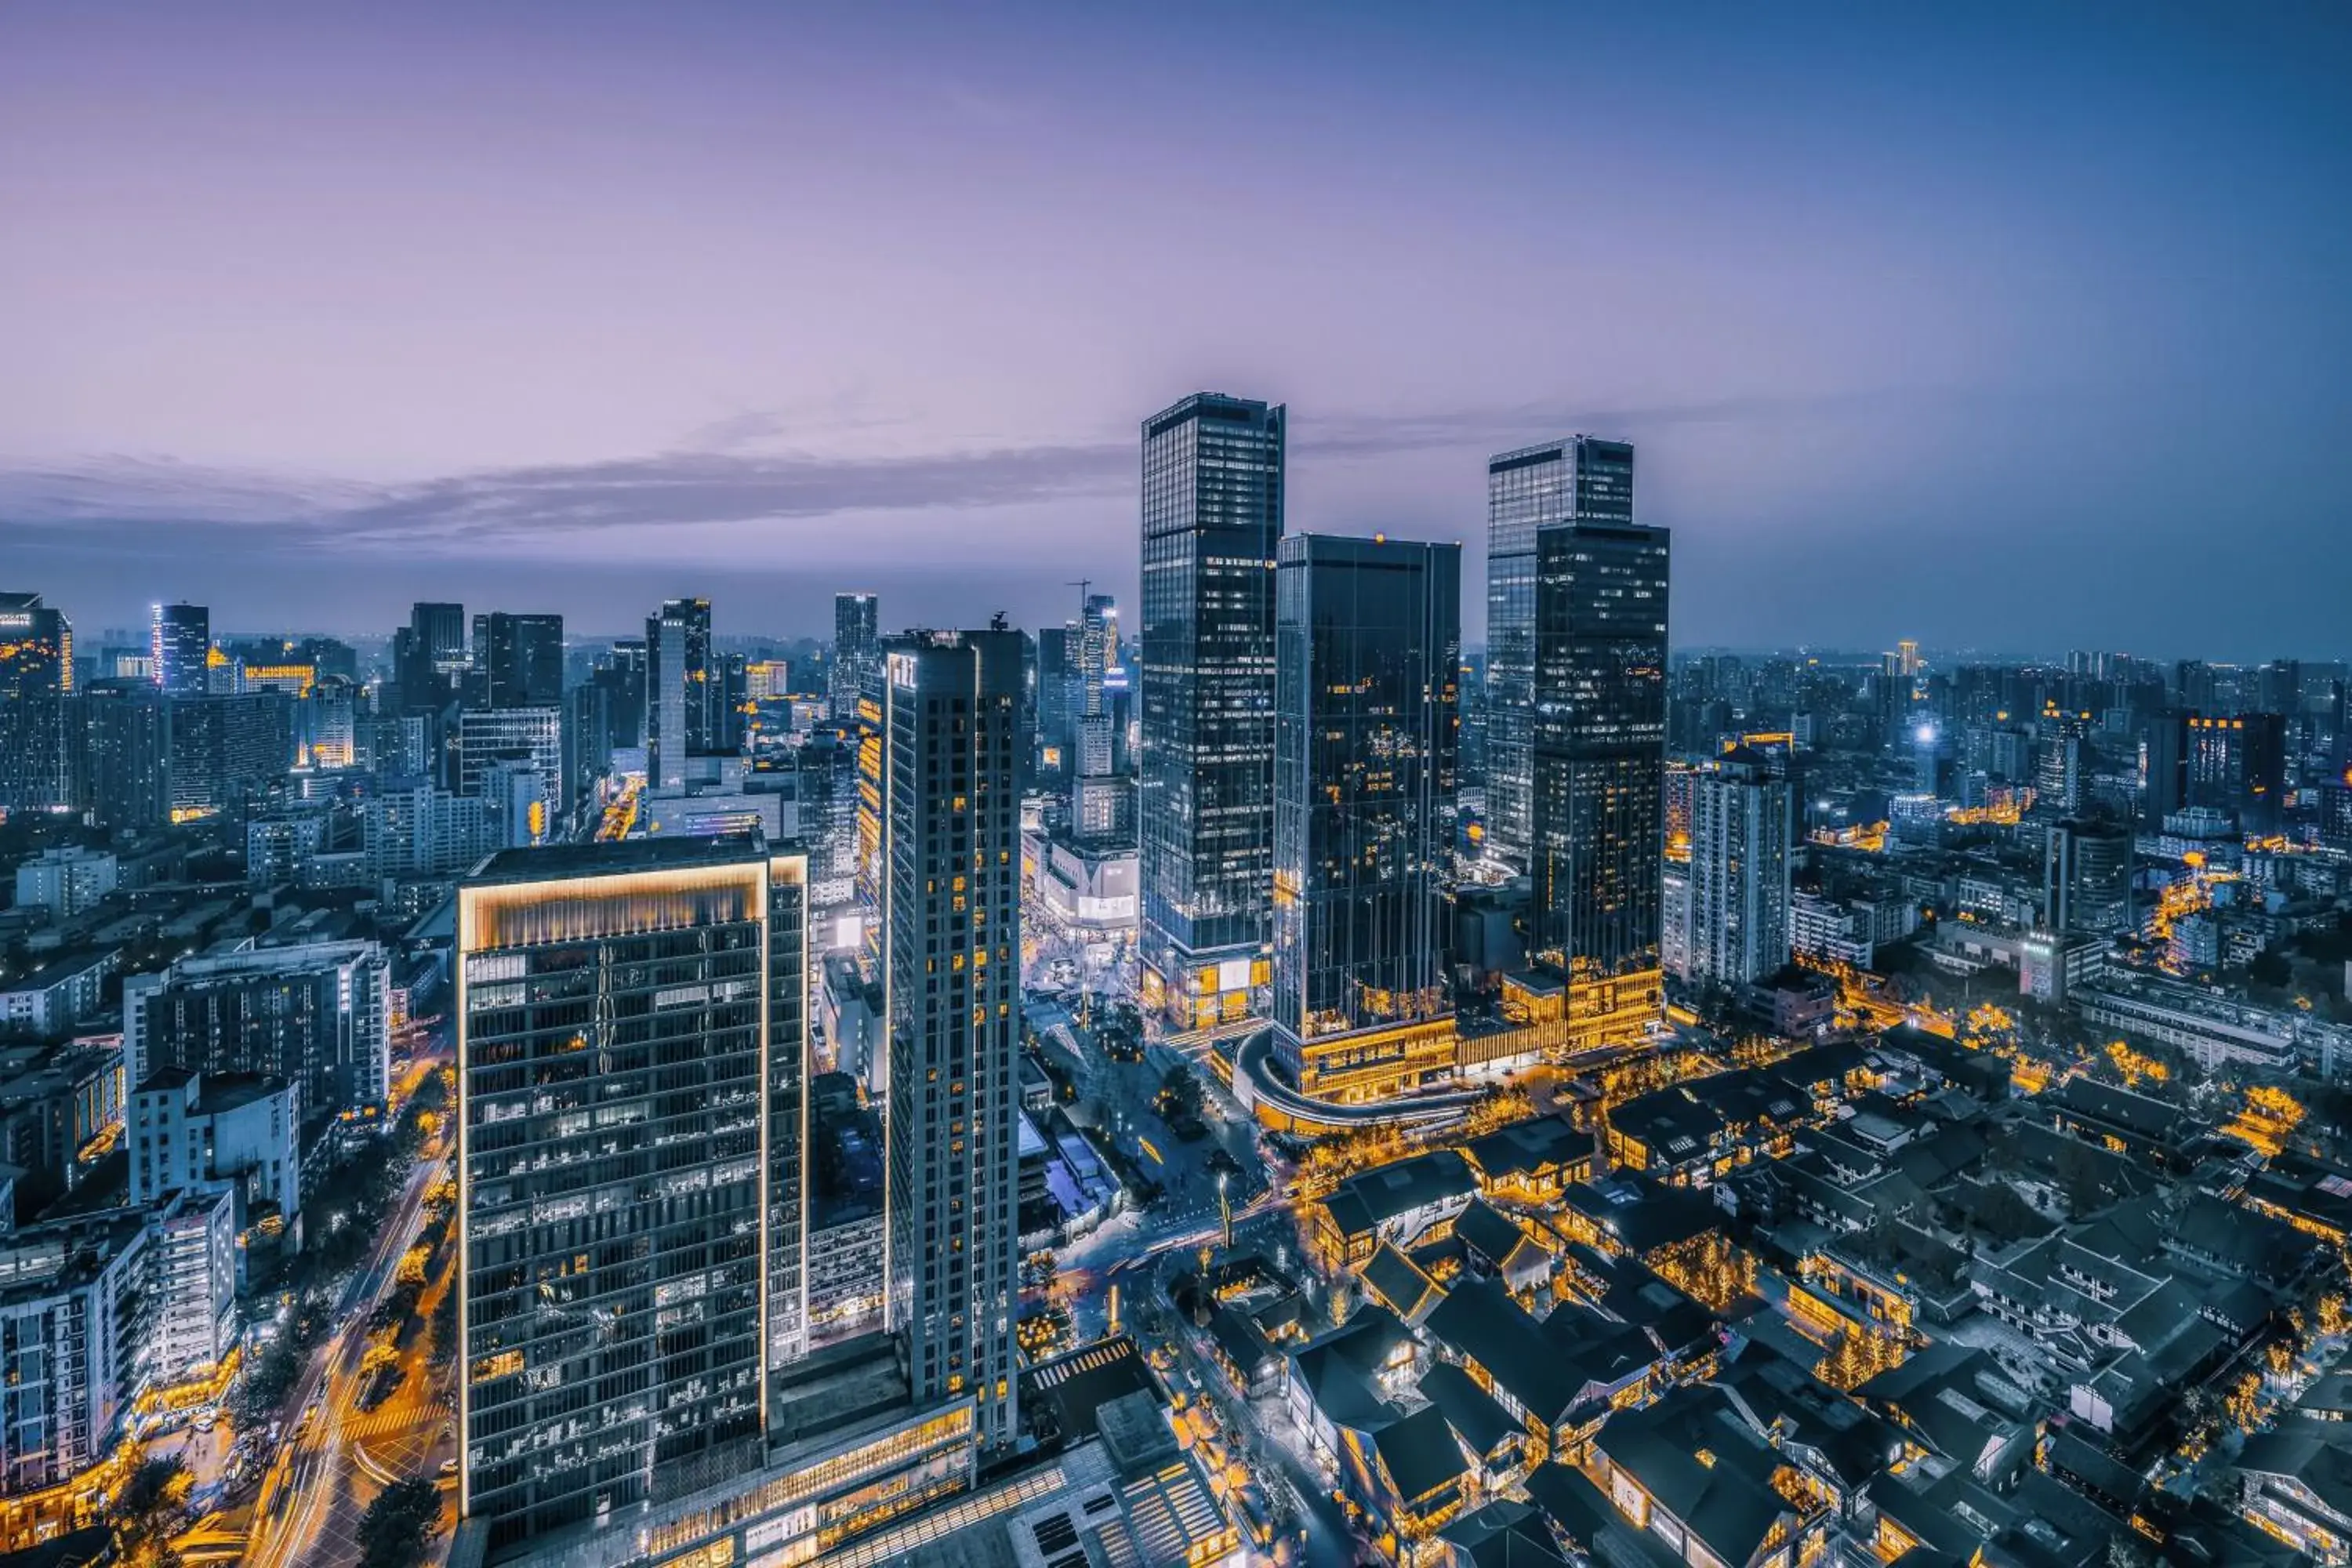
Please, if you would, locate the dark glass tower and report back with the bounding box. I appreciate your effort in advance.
[1530,511,1669,1051]
[1271,536,1459,1073]
[877,630,1022,1447]
[831,592,879,723]
[0,593,73,813]
[645,597,713,789]
[456,837,803,1550]
[1483,437,1634,872]
[151,601,209,699]
[475,612,565,709]
[1138,392,1284,1031]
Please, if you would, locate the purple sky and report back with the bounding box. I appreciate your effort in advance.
[4,3,2348,655]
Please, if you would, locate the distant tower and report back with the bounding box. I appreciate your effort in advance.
[1138,392,1284,1031]
[831,593,879,723]
[151,601,209,699]
[0,593,73,813]
[1484,435,1635,873]
[645,597,711,789]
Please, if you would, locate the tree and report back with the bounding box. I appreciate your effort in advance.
[430,1282,459,1365]
[358,1477,444,1568]
[1157,1064,1202,1120]
[113,1452,193,1568]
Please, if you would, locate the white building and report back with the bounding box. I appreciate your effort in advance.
[123,939,390,1124]
[129,1069,303,1239]
[0,1213,150,1494]
[1676,751,1791,986]
[12,848,118,917]
[147,1185,238,1385]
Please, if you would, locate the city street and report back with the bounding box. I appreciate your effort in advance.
[238,1145,454,1568]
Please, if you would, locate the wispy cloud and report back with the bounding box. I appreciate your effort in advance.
[0,386,1998,561]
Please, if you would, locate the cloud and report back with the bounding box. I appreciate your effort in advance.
[0,384,2001,561]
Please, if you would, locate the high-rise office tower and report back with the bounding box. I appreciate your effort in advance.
[165,691,294,819]
[474,612,564,710]
[1483,436,1634,873]
[1675,750,1791,987]
[1072,591,1131,844]
[831,593,880,724]
[1269,536,1459,1084]
[0,592,73,813]
[1034,623,1075,783]
[2045,816,2132,935]
[150,601,208,699]
[456,837,805,1549]
[455,706,564,815]
[877,629,1022,1447]
[74,677,169,829]
[1529,507,1669,1050]
[645,598,713,790]
[1138,392,1284,1029]
[2187,712,2288,833]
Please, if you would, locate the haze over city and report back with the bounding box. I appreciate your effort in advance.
[5,2,2349,652]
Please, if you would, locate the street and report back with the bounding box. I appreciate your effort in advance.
[239,1144,456,1568]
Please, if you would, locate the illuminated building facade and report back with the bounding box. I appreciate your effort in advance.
[646,596,715,790]
[474,611,564,710]
[1483,436,1634,873]
[1675,749,1791,987]
[163,691,294,820]
[2187,711,2288,834]
[456,706,564,815]
[456,837,804,1551]
[1270,535,1460,1086]
[124,938,392,1127]
[1529,513,1669,1049]
[877,630,1023,1448]
[73,677,168,829]
[2043,815,2132,936]
[150,601,209,699]
[1138,392,1284,1029]
[832,591,879,724]
[0,592,73,815]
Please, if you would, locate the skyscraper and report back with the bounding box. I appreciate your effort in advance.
[2045,816,2133,935]
[645,598,713,790]
[1483,436,1634,872]
[832,592,879,723]
[1072,590,1130,844]
[877,629,1022,1447]
[1675,750,1792,987]
[0,592,73,813]
[455,837,804,1548]
[1270,535,1459,1089]
[1138,392,1284,1030]
[74,677,169,829]
[474,612,564,710]
[1530,506,1669,1050]
[150,601,209,699]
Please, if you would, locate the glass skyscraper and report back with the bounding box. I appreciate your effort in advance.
[0,592,72,814]
[877,629,1023,1448]
[151,600,209,699]
[1271,536,1459,1079]
[831,592,879,723]
[475,611,565,710]
[645,597,713,790]
[456,836,806,1550]
[1483,437,1634,872]
[1530,510,1669,1050]
[1138,392,1284,1031]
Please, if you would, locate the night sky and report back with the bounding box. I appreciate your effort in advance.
[4,3,2347,655]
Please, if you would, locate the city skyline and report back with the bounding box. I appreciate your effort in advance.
[6,4,2349,652]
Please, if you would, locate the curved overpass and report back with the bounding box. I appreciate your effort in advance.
[1231,1029,1486,1133]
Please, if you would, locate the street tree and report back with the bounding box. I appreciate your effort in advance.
[358,1476,444,1568]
